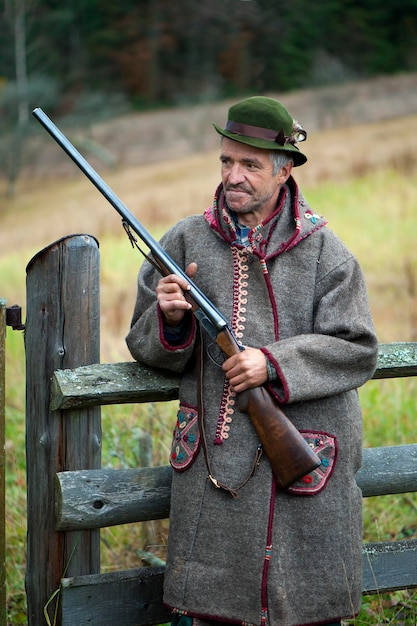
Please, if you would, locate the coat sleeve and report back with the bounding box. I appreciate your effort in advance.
[125,225,197,373]
[262,251,379,404]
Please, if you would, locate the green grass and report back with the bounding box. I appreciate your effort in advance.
[2,165,417,624]
[4,329,27,624]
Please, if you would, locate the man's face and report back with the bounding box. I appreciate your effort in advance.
[219,138,292,227]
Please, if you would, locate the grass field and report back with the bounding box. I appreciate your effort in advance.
[1,113,417,624]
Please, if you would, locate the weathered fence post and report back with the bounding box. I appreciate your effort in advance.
[25,235,102,625]
[0,299,6,626]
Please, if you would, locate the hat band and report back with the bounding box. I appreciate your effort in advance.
[225,120,286,145]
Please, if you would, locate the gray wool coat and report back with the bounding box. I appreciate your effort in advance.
[126,178,379,626]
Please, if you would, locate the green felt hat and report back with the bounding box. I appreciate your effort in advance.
[213,96,307,166]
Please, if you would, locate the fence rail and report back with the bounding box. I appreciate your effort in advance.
[22,236,417,626]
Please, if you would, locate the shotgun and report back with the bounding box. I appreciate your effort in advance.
[32,107,321,489]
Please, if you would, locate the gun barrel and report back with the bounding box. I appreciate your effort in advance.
[32,107,228,332]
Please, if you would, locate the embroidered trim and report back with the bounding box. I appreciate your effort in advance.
[286,431,338,496]
[234,249,248,341]
[260,258,268,274]
[260,608,268,626]
[304,208,323,224]
[213,247,248,444]
[213,380,236,444]
[170,404,201,471]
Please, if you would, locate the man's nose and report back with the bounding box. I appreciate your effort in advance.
[228,163,245,184]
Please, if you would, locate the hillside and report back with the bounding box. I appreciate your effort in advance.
[13,71,417,179]
[2,73,417,253]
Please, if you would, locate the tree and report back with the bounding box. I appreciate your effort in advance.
[3,0,30,196]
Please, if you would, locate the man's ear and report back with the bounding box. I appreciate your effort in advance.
[278,161,293,183]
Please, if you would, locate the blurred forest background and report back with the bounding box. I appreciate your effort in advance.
[2,0,417,109]
[1,0,417,194]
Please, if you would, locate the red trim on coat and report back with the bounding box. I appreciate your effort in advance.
[158,306,196,351]
[260,348,290,404]
[262,272,280,343]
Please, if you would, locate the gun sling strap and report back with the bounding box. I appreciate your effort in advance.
[196,323,263,499]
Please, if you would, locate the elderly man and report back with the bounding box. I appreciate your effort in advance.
[126,96,378,626]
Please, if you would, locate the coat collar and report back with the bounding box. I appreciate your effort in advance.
[204,176,327,259]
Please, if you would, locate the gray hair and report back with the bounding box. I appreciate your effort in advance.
[219,136,293,175]
[270,151,293,175]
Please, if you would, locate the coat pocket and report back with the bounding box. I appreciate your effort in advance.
[170,403,201,472]
[286,430,337,496]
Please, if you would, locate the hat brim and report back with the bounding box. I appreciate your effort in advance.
[213,122,307,167]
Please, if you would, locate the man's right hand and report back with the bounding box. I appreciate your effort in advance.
[156,262,198,327]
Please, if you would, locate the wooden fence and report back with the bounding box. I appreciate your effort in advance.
[23,235,417,626]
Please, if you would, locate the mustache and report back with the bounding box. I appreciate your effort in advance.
[225,183,252,193]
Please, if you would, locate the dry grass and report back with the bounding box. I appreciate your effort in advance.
[0,150,219,257]
[296,114,417,186]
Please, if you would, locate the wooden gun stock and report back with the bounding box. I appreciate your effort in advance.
[216,328,321,489]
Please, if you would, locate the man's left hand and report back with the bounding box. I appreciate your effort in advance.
[222,347,268,393]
